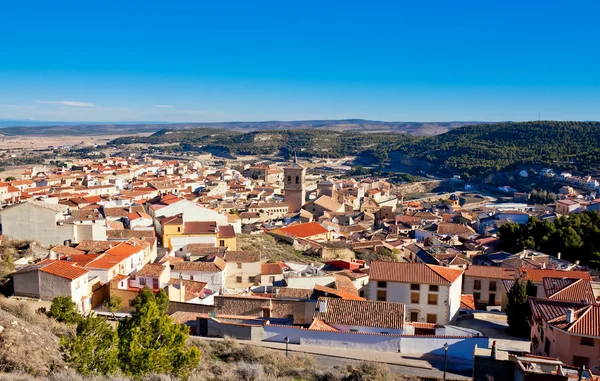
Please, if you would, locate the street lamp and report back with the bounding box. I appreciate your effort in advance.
[284,336,289,357]
[443,342,449,380]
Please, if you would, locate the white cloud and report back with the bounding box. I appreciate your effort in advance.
[176,109,204,114]
[38,100,95,107]
[153,104,176,109]
[0,104,36,109]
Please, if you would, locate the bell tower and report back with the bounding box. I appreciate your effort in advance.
[283,153,306,212]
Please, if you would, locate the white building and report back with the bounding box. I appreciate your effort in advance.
[366,262,463,325]
[170,257,226,294]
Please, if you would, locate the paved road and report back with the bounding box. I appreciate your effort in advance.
[200,337,471,380]
[455,313,530,353]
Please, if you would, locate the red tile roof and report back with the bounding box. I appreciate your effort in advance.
[260,263,283,275]
[529,297,588,322]
[313,297,404,330]
[276,221,328,238]
[543,278,596,304]
[464,266,516,280]
[548,305,600,337]
[184,221,217,234]
[50,245,86,256]
[40,260,88,280]
[369,262,463,285]
[217,225,235,238]
[520,268,591,283]
[313,284,364,301]
[460,295,476,310]
[308,319,339,332]
[136,263,167,278]
[225,251,260,263]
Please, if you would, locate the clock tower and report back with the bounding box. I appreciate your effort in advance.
[283,154,306,212]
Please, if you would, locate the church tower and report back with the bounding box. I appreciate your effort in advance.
[283,154,306,212]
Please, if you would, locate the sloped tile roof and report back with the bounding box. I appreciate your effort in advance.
[369,262,463,285]
[548,305,600,337]
[276,222,328,238]
[312,284,364,301]
[136,263,167,277]
[529,297,588,322]
[217,225,235,238]
[460,294,476,310]
[225,251,260,263]
[520,268,592,283]
[260,263,283,275]
[543,278,596,304]
[464,266,516,280]
[308,318,339,332]
[39,260,88,280]
[313,297,404,330]
[50,245,86,256]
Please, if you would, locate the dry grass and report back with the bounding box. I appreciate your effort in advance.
[237,234,321,264]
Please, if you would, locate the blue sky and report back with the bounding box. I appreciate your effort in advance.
[0,0,599,123]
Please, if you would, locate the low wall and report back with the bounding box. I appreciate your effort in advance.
[167,301,215,315]
[203,319,264,341]
[263,325,488,360]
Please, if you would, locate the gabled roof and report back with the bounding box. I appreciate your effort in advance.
[529,297,588,322]
[548,305,600,337]
[39,260,88,280]
[217,225,235,238]
[50,245,86,256]
[543,278,596,304]
[275,222,328,238]
[171,257,226,272]
[520,268,592,283]
[460,295,476,310]
[184,221,217,234]
[260,263,283,275]
[464,266,516,280]
[136,263,167,278]
[308,319,339,332]
[369,262,463,285]
[313,297,404,330]
[224,251,260,263]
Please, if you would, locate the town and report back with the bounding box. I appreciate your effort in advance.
[0,152,598,380]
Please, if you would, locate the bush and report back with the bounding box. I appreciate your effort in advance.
[46,296,82,325]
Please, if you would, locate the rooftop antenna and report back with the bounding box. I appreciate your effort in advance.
[538,112,541,121]
[293,151,298,166]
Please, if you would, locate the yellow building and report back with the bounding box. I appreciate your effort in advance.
[161,217,236,252]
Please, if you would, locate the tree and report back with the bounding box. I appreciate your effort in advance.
[102,296,122,319]
[60,314,119,375]
[47,296,83,325]
[506,279,531,337]
[117,287,200,378]
[499,222,523,253]
[4,176,15,182]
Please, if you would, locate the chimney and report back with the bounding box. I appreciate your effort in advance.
[566,308,575,324]
[318,299,328,313]
[557,252,561,259]
[179,276,185,302]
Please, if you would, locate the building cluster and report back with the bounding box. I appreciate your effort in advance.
[3,155,600,377]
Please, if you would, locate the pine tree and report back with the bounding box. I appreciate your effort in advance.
[60,314,119,375]
[47,296,83,325]
[117,287,200,378]
[102,296,123,319]
[506,279,531,337]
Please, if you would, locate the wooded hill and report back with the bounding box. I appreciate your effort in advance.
[109,121,600,177]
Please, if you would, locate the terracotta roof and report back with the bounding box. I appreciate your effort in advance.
[543,278,596,304]
[184,221,218,234]
[39,260,88,280]
[225,251,260,263]
[437,222,476,237]
[260,263,283,275]
[170,311,209,325]
[276,222,328,238]
[168,278,208,301]
[519,268,591,283]
[136,263,167,278]
[464,266,516,280]
[312,284,364,301]
[60,254,102,267]
[217,225,235,238]
[548,305,600,337]
[308,318,339,332]
[333,275,359,296]
[172,258,225,272]
[50,245,86,256]
[369,262,463,285]
[313,297,404,330]
[102,207,130,218]
[529,297,588,322]
[107,229,155,240]
[460,295,476,310]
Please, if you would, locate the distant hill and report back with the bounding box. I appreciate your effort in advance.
[404,121,600,177]
[0,119,486,136]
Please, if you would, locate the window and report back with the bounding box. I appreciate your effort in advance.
[573,356,590,369]
[287,175,291,183]
[411,292,420,304]
[544,337,550,355]
[474,292,481,301]
[410,284,420,291]
[295,176,299,184]
[426,314,437,324]
[248,276,256,284]
[219,240,225,247]
[139,278,146,285]
[489,281,497,292]
[377,281,387,288]
[474,280,481,290]
[581,337,595,347]
[74,280,80,289]
[428,294,438,305]
[190,275,194,281]
[359,290,365,298]
[540,329,544,343]
[269,276,275,283]
[376,290,387,301]
[429,285,439,292]
[177,227,181,232]
[410,312,419,322]
[236,276,242,283]
[237,263,242,269]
